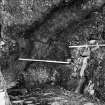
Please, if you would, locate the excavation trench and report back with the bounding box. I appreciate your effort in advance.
[1,0,105,105]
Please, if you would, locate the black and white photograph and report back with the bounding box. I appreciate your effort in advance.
[0,0,105,105]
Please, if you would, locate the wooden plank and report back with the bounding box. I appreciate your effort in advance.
[19,58,70,64]
[69,44,105,48]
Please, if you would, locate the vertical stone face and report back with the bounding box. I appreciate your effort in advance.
[0,91,11,105]
[0,67,11,105]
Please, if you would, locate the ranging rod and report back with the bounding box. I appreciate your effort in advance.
[19,44,105,63]
[19,58,70,64]
[69,44,105,48]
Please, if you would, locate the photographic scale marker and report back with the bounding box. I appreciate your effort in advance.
[19,44,105,64]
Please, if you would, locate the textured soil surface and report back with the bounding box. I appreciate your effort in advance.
[1,0,105,105]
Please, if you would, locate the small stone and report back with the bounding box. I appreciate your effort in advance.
[89,40,96,44]
[84,102,94,105]
[51,102,60,105]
